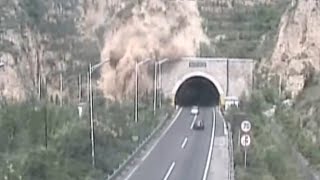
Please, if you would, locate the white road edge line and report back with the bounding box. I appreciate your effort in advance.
[124,108,183,180]
[202,107,216,180]
[224,121,228,136]
[190,114,198,129]
[181,137,188,149]
[218,110,228,136]
[163,162,176,180]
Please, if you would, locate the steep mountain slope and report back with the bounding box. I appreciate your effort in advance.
[268,0,320,97]
[2,0,317,102]
[0,0,104,101]
[0,0,208,102]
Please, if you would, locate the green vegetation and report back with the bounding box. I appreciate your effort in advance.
[0,97,173,180]
[226,70,320,179]
[197,2,312,176]
[226,86,304,180]
[1,1,177,179]
[198,1,290,59]
[274,73,320,171]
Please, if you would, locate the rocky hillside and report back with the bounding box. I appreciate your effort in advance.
[0,0,209,102]
[0,0,108,102]
[199,0,289,59]
[268,0,320,97]
[1,0,318,102]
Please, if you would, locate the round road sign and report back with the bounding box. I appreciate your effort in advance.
[241,134,251,147]
[241,120,251,133]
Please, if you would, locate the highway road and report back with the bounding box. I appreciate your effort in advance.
[125,107,225,180]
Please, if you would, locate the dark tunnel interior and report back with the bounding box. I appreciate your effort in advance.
[174,76,220,107]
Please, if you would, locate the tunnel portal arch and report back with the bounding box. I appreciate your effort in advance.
[172,71,224,107]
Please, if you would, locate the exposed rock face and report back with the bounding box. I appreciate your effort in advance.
[270,0,320,97]
[0,62,24,101]
[0,0,306,102]
[0,0,118,102]
[0,0,209,102]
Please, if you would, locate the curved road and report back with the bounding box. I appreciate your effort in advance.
[125,107,225,180]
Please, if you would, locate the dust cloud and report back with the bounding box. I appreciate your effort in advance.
[98,0,209,101]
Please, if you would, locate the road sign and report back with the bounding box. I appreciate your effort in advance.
[241,134,251,147]
[241,120,251,133]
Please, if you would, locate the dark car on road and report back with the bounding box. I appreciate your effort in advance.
[193,119,204,130]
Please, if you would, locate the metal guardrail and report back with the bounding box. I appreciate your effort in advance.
[228,122,235,180]
[104,111,175,180]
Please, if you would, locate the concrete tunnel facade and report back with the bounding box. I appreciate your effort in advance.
[171,71,224,107]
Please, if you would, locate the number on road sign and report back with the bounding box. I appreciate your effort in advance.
[241,134,251,147]
[241,120,251,133]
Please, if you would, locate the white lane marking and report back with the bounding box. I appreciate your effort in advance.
[124,108,183,180]
[202,108,216,180]
[163,162,176,180]
[190,114,198,129]
[181,137,188,149]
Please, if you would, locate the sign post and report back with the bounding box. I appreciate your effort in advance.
[240,120,252,168]
[240,134,251,168]
[244,149,247,168]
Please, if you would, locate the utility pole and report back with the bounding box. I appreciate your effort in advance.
[157,58,168,108]
[134,58,152,123]
[38,74,41,101]
[44,104,48,149]
[153,61,157,115]
[37,50,41,101]
[87,72,90,102]
[279,74,282,97]
[44,76,48,149]
[158,62,162,108]
[89,63,95,168]
[226,59,230,96]
[134,61,138,123]
[252,63,255,90]
[78,74,82,102]
[59,73,63,106]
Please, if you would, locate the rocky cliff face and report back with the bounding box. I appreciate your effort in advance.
[269,0,320,97]
[0,0,210,102]
[0,0,122,102]
[1,0,310,102]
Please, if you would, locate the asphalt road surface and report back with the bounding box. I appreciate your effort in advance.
[125,107,224,180]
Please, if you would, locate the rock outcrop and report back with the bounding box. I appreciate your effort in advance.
[269,0,320,97]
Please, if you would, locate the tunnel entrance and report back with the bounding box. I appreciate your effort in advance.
[174,76,220,107]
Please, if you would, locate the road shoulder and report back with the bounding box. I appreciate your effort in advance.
[208,136,229,180]
[208,109,230,180]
